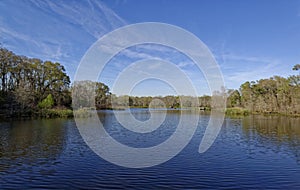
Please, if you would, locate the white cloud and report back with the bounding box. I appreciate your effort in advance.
[177,61,194,68]
[222,58,285,89]
[29,0,127,39]
[122,49,161,60]
[0,0,126,80]
[221,53,273,64]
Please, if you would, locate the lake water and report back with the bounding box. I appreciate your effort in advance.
[1,109,300,189]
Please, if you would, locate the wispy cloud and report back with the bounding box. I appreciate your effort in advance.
[226,62,280,81]
[217,53,285,89]
[122,49,162,60]
[177,61,194,68]
[29,0,127,39]
[0,0,126,80]
[221,53,274,64]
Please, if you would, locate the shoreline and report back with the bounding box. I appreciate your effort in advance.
[1,107,299,121]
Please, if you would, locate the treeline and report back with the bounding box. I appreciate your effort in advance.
[109,95,211,109]
[72,80,112,110]
[1,47,300,117]
[72,81,211,110]
[109,65,300,116]
[238,67,300,115]
[0,47,72,117]
[0,47,116,118]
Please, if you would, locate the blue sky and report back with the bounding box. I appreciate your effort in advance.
[1,0,300,96]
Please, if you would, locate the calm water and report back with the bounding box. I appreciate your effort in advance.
[1,110,300,189]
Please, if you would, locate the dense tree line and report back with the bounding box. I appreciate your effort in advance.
[239,70,299,114]
[112,65,300,115]
[0,47,71,116]
[72,80,111,109]
[110,95,212,109]
[226,64,300,115]
[1,47,299,117]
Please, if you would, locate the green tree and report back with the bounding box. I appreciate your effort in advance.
[289,64,300,87]
[38,94,54,109]
[227,89,241,108]
[0,47,72,116]
[240,81,253,111]
[72,80,111,109]
[199,95,211,108]
[292,64,300,72]
[95,82,111,109]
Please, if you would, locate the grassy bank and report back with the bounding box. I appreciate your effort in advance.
[253,111,300,117]
[225,107,250,116]
[37,109,73,118]
[73,108,95,118]
[225,107,300,117]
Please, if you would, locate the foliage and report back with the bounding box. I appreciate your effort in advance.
[0,47,71,117]
[225,107,250,116]
[72,80,111,109]
[239,66,300,115]
[37,109,73,118]
[1,47,300,118]
[227,90,241,108]
[38,94,54,109]
[292,64,300,71]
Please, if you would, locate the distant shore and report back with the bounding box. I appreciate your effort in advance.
[1,106,300,121]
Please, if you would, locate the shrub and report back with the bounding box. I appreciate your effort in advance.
[38,94,54,109]
[38,109,73,118]
[225,107,250,116]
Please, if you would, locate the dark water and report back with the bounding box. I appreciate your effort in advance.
[1,110,300,189]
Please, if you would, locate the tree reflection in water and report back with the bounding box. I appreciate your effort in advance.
[242,115,300,163]
[0,119,67,173]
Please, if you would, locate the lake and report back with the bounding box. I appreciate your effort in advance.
[1,109,300,189]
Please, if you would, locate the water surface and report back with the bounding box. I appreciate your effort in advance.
[1,110,300,189]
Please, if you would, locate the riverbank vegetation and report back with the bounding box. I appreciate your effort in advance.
[0,47,71,118]
[1,47,299,118]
